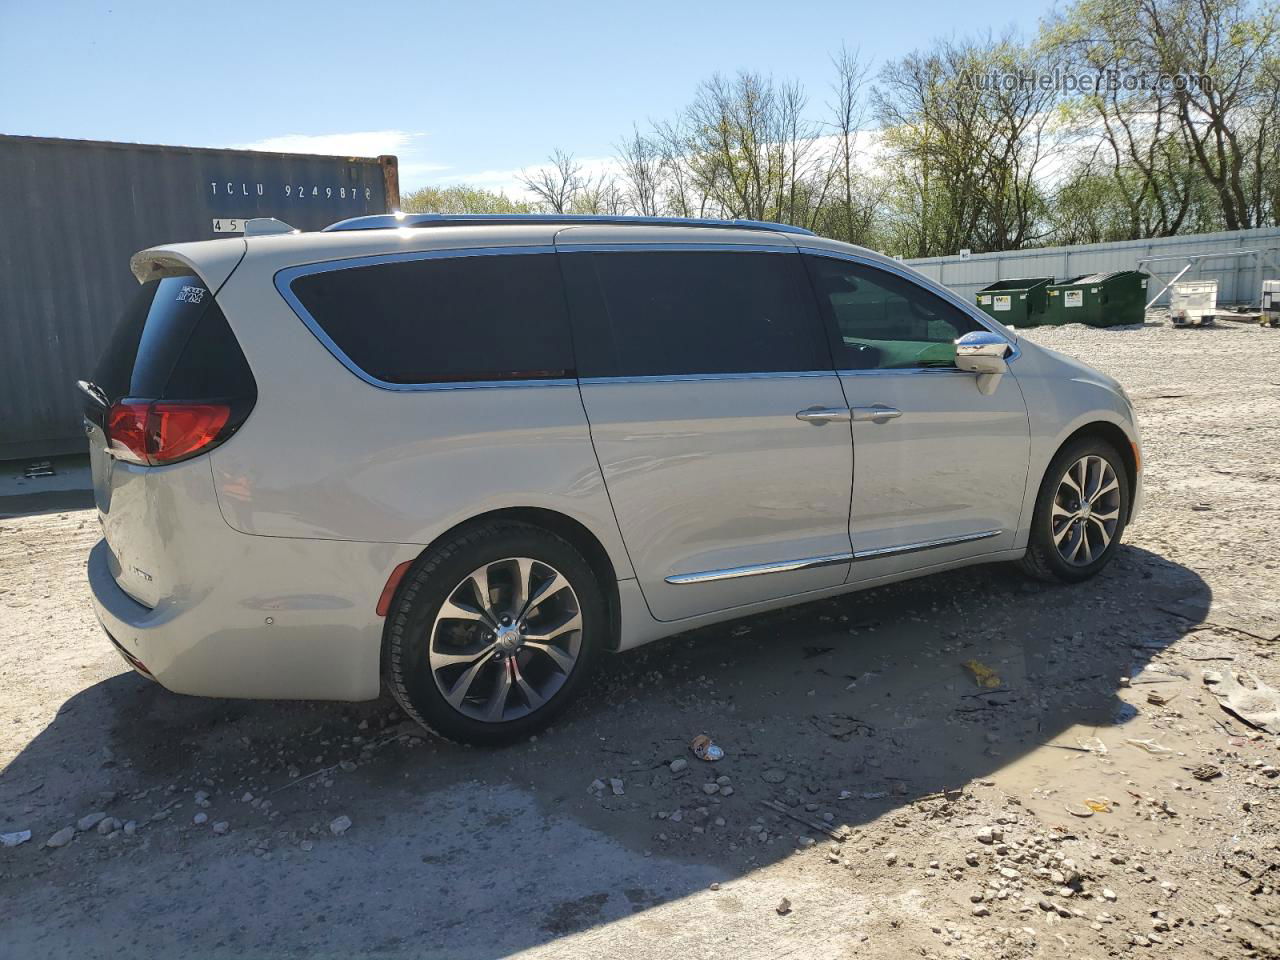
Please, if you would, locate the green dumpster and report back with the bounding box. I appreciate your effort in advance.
[1045,271,1148,327]
[975,277,1054,327]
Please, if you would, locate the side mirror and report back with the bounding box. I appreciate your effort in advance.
[954,331,1011,375]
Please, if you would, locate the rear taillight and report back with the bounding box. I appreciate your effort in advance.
[105,400,232,466]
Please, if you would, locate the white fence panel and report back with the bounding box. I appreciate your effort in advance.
[904,227,1280,307]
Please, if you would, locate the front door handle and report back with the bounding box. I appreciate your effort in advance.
[796,406,852,424]
[850,405,902,422]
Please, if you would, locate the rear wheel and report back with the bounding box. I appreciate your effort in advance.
[384,522,606,745]
[1020,437,1130,583]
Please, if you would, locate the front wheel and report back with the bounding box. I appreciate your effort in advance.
[1020,437,1131,583]
[384,522,607,745]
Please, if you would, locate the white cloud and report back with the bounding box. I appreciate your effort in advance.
[232,129,426,160]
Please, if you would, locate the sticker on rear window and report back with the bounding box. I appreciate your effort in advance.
[176,285,207,305]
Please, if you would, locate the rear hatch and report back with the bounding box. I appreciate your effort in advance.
[81,273,256,607]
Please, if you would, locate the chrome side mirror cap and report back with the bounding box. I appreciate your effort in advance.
[954,331,1011,375]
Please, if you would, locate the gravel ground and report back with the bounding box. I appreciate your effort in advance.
[1,317,1278,960]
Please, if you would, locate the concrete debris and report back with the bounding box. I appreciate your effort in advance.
[76,812,107,832]
[329,815,352,836]
[1,829,32,847]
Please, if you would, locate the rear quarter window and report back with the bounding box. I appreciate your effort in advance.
[93,275,255,401]
[287,252,574,384]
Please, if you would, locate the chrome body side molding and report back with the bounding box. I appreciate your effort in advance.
[666,530,1004,584]
[665,552,852,585]
[851,529,1003,560]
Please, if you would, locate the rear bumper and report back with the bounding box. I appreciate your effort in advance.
[88,535,414,701]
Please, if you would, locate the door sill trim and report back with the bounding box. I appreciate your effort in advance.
[852,529,1003,560]
[665,552,852,585]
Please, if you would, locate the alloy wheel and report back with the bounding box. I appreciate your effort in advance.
[428,557,582,722]
[1050,454,1121,566]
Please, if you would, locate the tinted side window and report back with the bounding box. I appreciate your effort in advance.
[562,251,828,378]
[290,253,573,384]
[804,256,983,370]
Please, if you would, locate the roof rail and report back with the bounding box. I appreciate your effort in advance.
[321,212,815,236]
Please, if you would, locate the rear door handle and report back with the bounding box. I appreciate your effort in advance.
[850,405,902,422]
[795,406,852,424]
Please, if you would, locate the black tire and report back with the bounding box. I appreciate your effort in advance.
[384,521,607,746]
[1019,436,1131,583]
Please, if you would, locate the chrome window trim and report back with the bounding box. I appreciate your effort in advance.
[795,246,1022,366]
[835,367,971,378]
[852,529,1002,560]
[665,552,852,585]
[666,529,1004,584]
[274,246,580,393]
[580,370,836,386]
[555,242,797,254]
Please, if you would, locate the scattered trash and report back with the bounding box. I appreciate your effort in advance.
[1063,802,1094,818]
[761,799,849,841]
[1127,738,1173,756]
[962,660,1002,689]
[690,735,724,761]
[1147,691,1176,706]
[1,830,31,847]
[776,897,792,916]
[1085,797,1112,813]
[1201,668,1280,734]
[24,460,54,478]
[1130,664,1190,685]
[609,777,625,796]
[1076,736,1108,755]
[1191,764,1222,781]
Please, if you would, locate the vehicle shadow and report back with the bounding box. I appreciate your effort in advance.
[0,545,1210,959]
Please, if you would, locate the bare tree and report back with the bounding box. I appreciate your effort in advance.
[616,126,664,216]
[822,45,878,243]
[517,149,584,213]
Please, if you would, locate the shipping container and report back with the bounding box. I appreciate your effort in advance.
[0,134,400,459]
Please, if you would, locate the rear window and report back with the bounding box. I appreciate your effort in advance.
[560,250,828,378]
[288,253,574,384]
[93,275,255,401]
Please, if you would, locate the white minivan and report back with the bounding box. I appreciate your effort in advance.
[83,215,1141,743]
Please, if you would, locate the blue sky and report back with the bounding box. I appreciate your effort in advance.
[1,0,1053,195]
